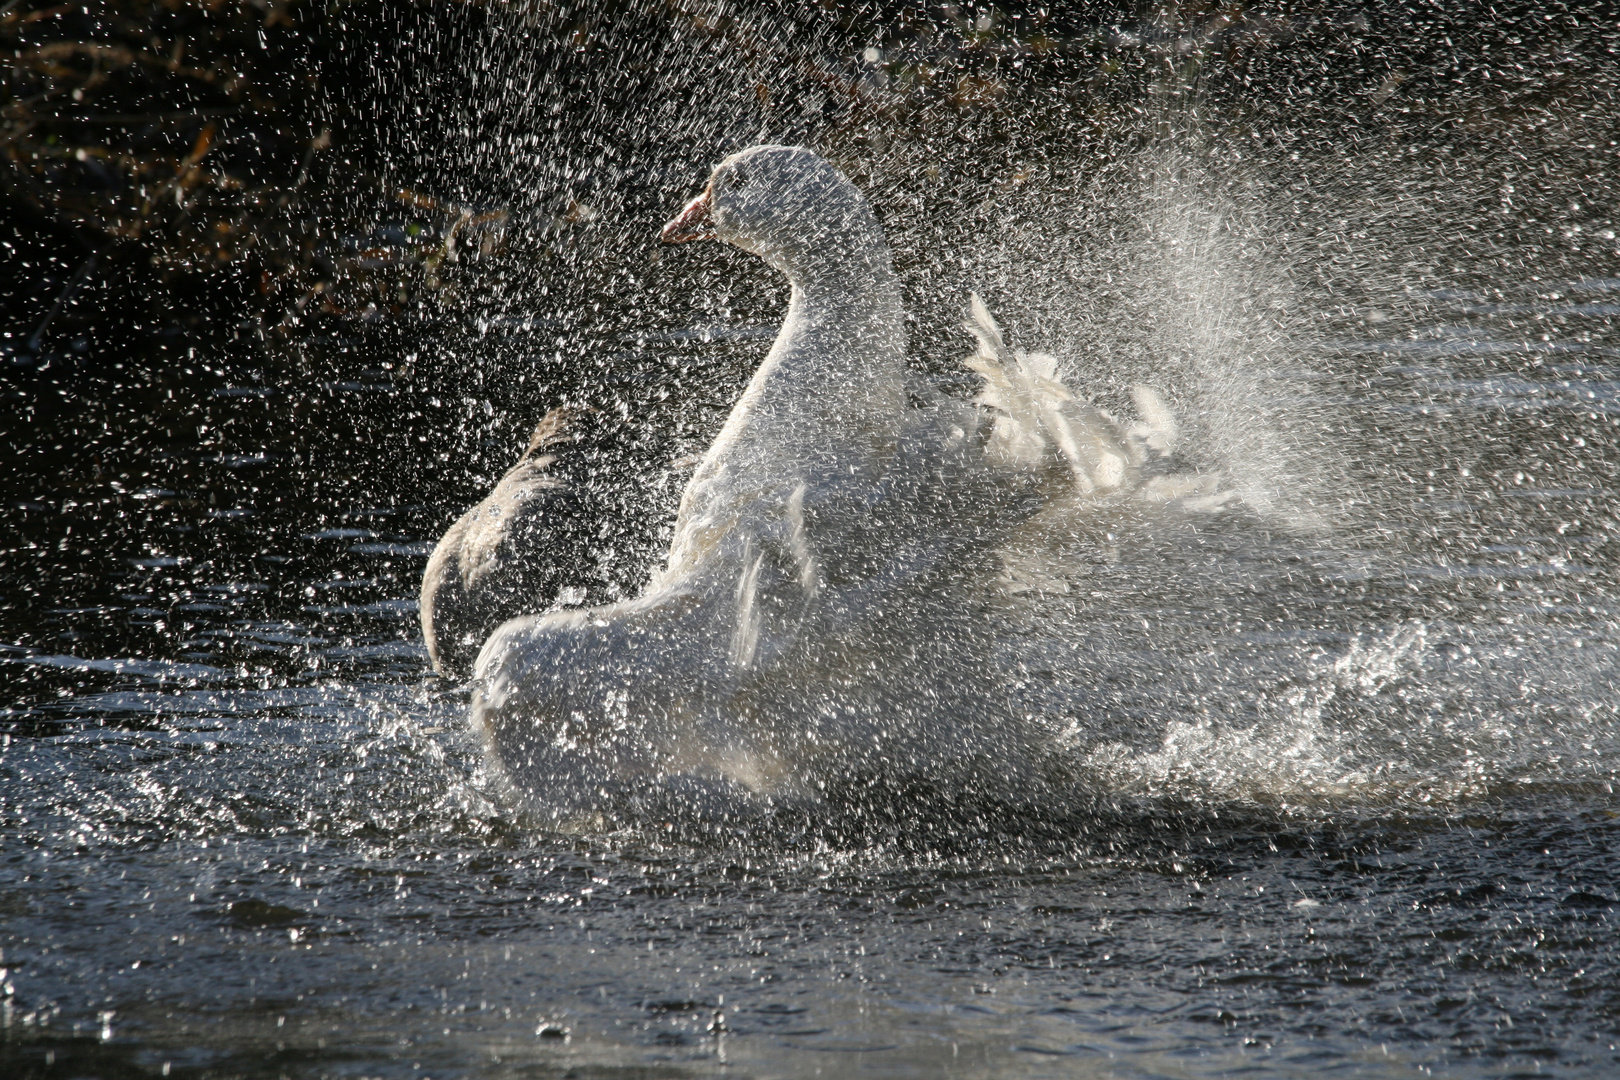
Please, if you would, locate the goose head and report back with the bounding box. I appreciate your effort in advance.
[662,144,889,282]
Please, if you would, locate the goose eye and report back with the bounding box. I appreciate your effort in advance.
[730,165,751,190]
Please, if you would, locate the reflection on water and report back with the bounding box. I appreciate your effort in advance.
[5,10,1620,1078]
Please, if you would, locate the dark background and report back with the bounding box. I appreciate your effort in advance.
[4,0,1607,351]
[2,0,1615,690]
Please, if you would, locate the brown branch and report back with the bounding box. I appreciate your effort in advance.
[11,41,230,84]
[1,3,75,29]
[21,106,250,124]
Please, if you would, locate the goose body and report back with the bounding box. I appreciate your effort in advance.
[461,145,1233,824]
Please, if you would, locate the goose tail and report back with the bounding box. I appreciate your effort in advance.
[963,293,1129,493]
[962,293,1244,513]
[1126,384,1177,461]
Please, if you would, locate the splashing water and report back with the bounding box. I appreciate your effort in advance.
[1080,621,1618,807]
[4,3,1620,1077]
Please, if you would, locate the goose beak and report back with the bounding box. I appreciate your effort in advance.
[661,185,715,243]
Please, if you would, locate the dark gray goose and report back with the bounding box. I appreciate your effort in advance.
[419,407,653,677]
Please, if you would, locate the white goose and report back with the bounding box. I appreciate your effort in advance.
[468,145,1224,825]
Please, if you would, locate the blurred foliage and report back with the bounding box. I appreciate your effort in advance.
[0,0,496,353]
[1,0,1611,360]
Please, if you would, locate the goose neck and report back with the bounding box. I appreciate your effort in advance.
[778,257,903,360]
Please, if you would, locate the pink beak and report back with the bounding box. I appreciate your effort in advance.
[660,185,716,243]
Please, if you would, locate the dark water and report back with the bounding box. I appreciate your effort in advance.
[5,233,1619,1080]
[6,8,1620,1078]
